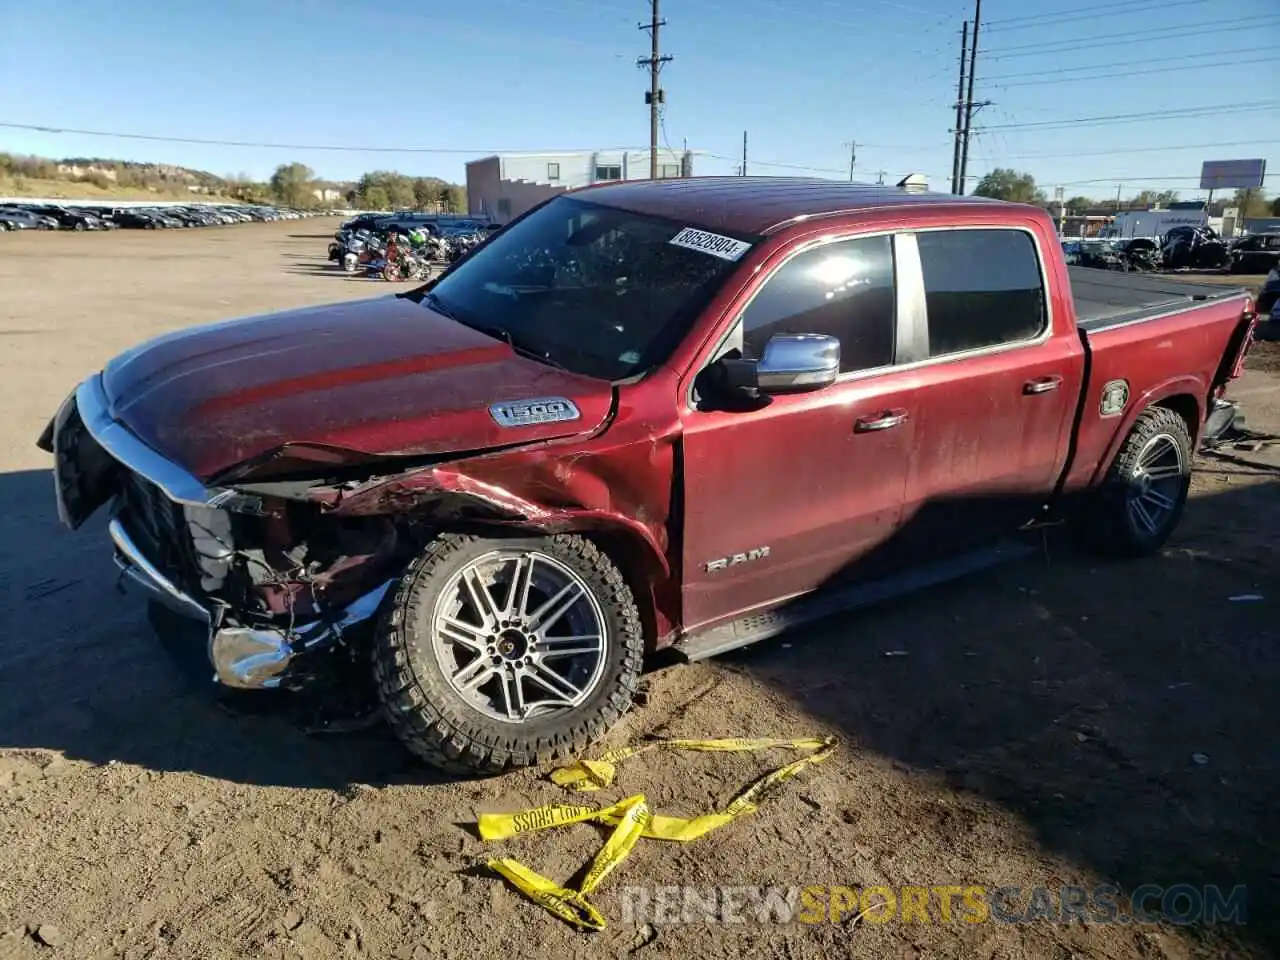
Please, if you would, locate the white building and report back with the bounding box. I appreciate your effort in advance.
[466,149,694,223]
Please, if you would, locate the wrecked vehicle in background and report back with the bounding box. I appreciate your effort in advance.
[1161,225,1229,271]
[1228,232,1280,275]
[39,178,1260,775]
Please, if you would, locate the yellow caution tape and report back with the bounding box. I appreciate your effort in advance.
[477,735,838,930]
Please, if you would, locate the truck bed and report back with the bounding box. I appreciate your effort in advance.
[1069,267,1248,331]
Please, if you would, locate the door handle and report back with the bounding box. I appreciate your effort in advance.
[1023,375,1064,395]
[855,408,909,432]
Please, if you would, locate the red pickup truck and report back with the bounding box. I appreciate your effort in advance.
[39,178,1258,774]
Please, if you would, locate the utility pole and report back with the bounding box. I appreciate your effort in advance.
[637,0,673,180]
[950,20,969,194]
[957,0,986,195]
[742,130,748,176]
[843,140,856,181]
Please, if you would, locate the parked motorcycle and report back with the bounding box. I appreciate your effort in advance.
[424,234,452,262]
[446,231,486,263]
[361,235,433,282]
[340,232,375,273]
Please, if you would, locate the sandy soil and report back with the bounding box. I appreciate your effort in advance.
[1,220,1278,960]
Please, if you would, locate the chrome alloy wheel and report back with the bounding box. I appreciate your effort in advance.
[429,550,609,723]
[1125,432,1186,537]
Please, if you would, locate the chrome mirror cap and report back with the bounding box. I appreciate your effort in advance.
[756,334,841,392]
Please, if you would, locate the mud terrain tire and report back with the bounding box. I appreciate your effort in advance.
[1078,405,1194,558]
[372,533,644,776]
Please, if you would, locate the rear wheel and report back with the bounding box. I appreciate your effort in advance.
[372,533,644,775]
[1077,406,1193,558]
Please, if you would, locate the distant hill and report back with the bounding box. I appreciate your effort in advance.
[1,152,239,197]
[57,157,228,189]
[1,151,459,210]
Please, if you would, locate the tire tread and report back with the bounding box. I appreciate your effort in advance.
[371,533,644,776]
[1078,405,1193,559]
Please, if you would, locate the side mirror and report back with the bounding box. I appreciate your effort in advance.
[757,333,841,391]
[711,333,840,397]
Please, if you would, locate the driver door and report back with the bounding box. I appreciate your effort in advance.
[679,232,919,632]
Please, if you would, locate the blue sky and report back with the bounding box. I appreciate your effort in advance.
[2,0,1277,201]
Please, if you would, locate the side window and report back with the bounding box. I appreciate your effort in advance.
[740,235,896,374]
[916,229,1047,357]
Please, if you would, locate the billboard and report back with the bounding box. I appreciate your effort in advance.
[1199,159,1266,191]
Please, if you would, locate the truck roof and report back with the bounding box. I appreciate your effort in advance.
[574,176,1010,236]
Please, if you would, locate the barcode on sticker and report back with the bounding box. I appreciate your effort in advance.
[668,227,752,261]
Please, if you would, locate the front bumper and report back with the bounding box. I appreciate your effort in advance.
[49,374,392,690]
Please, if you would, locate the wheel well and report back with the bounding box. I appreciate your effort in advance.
[1153,394,1200,442]
[582,528,670,653]
[425,519,672,653]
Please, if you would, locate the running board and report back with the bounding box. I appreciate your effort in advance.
[675,541,1035,662]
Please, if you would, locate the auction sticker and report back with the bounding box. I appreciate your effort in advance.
[668,226,752,261]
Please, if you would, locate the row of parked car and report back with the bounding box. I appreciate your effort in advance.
[0,202,324,232]
[340,210,498,239]
[1063,228,1280,275]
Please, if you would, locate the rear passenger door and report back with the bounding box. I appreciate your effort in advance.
[894,227,1085,562]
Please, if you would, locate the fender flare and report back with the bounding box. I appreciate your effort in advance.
[1087,374,1205,487]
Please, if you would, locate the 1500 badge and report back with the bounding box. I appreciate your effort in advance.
[489,397,581,428]
[704,546,771,573]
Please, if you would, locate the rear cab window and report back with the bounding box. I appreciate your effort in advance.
[915,229,1048,358]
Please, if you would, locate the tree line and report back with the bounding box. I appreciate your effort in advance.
[0,152,467,213]
[264,163,466,213]
[971,167,1279,217]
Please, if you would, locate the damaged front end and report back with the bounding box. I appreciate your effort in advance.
[43,375,419,691]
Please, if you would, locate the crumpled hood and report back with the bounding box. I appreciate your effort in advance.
[102,295,614,481]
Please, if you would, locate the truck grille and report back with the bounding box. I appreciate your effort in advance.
[117,472,196,589]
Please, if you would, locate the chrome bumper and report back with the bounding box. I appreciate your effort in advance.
[112,516,391,690]
[75,375,216,508]
[66,373,394,691]
[110,517,211,623]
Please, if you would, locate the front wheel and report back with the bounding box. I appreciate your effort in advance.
[372,533,644,775]
[1077,406,1193,558]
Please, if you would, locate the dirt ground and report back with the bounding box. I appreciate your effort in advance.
[1,220,1278,960]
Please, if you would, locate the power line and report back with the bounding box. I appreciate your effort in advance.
[1055,176,1228,186]
[977,101,1280,133]
[984,15,1269,56]
[678,0,946,40]
[983,138,1280,161]
[735,0,950,33]
[703,153,846,175]
[982,0,1206,30]
[0,122,494,152]
[989,57,1273,89]
[984,45,1274,81]
[0,121,673,157]
[985,0,1182,26]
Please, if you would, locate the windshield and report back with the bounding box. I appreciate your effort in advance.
[423,196,754,380]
